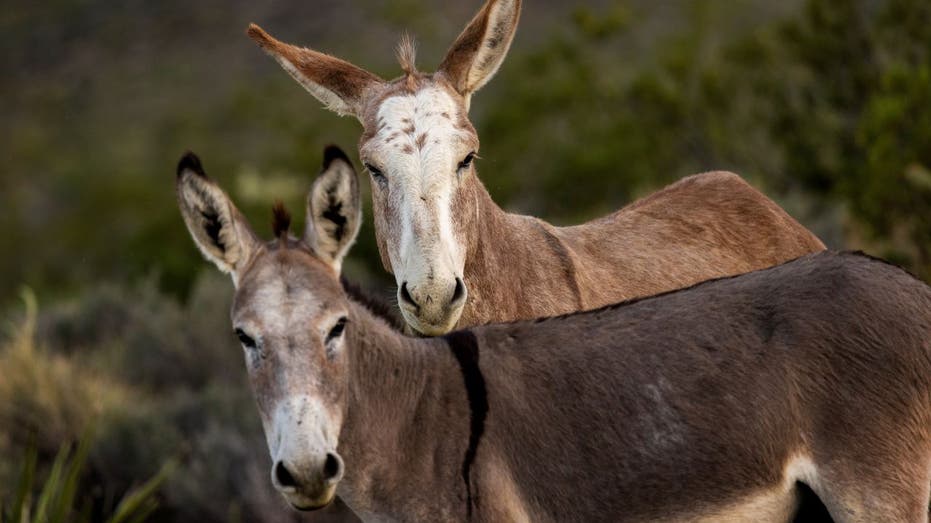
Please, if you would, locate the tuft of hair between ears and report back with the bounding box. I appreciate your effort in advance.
[396,33,420,91]
[271,201,292,240]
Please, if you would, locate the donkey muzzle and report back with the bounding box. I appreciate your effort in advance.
[272,451,344,510]
[398,276,467,334]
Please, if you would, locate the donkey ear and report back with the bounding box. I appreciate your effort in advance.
[438,0,521,98]
[305,146,362,273]
[247,24,384,118]
[176,152,260,282]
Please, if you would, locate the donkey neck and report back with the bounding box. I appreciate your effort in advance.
[337,298,475,519]
[461,175,585,326]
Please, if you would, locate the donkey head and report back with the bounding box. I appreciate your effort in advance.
[248,0,521,334]
[177,147,362,510]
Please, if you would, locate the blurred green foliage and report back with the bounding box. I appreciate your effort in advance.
[1,0,929,521]
[2,0,929,306]
[2,427,171,523]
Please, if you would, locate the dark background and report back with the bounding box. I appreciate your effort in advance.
[1,0,929,520]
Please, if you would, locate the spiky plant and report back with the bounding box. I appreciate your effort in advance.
[1,430,174,523]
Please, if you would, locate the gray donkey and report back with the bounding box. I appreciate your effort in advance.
[178,150,931,522]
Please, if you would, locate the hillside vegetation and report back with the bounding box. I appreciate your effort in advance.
[1,0,929,520]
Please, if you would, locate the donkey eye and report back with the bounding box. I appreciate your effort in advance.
[326,317,348,344]
[235,328,257,349]
[365,163,385,180]
[457,152,476,170]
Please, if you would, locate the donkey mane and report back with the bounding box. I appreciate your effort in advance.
[841,249,928,283]
[340,276,406,332]
[521,250,929,328]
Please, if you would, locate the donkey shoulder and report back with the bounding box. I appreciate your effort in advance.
[652,171,794,221]
[637,171,824,254]
[620,170,749,214]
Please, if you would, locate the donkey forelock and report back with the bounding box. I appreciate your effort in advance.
[271,201,292,241]
[396,33,418,83]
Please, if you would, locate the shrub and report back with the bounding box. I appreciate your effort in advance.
[1,429,172,523]
[0,284,311,522]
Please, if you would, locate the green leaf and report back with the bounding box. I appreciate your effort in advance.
[49,426,94,523]
[33,443,70,523]
[10,440,38,523]
[106,460,176,523]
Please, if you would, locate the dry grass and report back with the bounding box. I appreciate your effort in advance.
[0,290,136,458]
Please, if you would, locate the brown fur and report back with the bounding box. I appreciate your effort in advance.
[450,169,826,327]
[247,24,383,114]
[340,252,931,523]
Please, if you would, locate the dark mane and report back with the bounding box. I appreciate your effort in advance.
[842,250,929,284]
[471,250,926,331]
[340,277,406,331]
[272,201,291,239]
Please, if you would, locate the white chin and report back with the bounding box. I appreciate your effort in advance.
[283,488,336,512]
[403,311,462,336]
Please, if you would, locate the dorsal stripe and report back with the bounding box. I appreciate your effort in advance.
[444,330,488,520]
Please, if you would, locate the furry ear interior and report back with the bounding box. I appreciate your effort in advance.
[438,0,521,99]
[176,152,258,280]
[247,24,384,118]
[305,145,362,273]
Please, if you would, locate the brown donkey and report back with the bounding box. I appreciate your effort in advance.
[246,0,825,335]
[178,151,931,522]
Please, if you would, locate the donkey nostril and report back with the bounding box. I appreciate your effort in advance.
[275,461,298,489]
[400,282,419,310]
[451,278,466,304]
[323,452,343,482]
